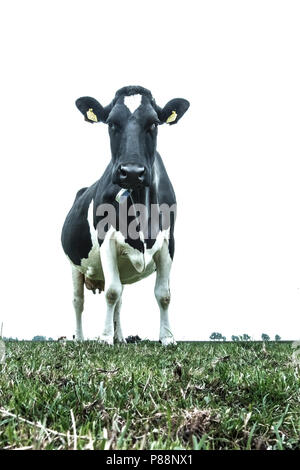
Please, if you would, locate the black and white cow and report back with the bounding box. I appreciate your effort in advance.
[61,86,189,345]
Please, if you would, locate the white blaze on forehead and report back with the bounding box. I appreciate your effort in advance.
[124,94,142,113]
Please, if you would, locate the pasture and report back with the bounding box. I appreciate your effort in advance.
[0,341,299,450]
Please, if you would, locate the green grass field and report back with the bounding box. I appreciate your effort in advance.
[0,341,299,450]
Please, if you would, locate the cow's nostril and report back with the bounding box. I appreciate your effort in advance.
[117,164,146,187]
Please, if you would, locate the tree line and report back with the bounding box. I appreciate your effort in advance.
[209,332,281,341]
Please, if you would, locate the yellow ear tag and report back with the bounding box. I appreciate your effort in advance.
[166,110,177,123]
[86,108,98,122]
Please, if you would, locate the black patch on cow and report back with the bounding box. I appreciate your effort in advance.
[61,184,96,265]
[75,187,88,200]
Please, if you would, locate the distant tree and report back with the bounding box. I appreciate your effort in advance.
[242,334,251,341]
[221,336,226,341]
[48,337,54,342]
[209,332,224,341]
[275,334,281,341]
[261,333,270,342]
[232,335,239,342]
[32,335,46,342]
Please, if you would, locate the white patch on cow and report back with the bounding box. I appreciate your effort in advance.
[79,200,103,278]
[152,157,161,195]
[124,94,142,113]
[85,199,100,276]
[114,227,170,276]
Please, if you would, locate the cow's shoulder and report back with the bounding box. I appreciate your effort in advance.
[154,152,176,206]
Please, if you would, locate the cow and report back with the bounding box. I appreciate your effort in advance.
[61,86,189,345]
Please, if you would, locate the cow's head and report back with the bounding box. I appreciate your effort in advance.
[76,86,189,190]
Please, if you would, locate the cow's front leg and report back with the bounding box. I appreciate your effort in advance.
[154,240,176,346]
[72,266,84,341]
[100,235,122,345]
[113,289,126,343]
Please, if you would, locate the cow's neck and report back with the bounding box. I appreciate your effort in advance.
[129,158,161,210]
[129,186,151,207]
[128,161,159,207]
[126,163,160,247]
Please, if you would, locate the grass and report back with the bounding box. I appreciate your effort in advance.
[0,340,299,450]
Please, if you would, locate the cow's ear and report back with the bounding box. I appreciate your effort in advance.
[158,98,190,125]
[75,96,107,123]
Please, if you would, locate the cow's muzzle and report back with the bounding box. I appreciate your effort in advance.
[115,163,147,189]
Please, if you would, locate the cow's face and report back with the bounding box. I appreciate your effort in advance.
[76,86,189,190]
[106,97,160,189]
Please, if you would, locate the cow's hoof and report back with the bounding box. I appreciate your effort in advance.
[99,335,114,346]
[160,336,177,346]
[114,337,127,344]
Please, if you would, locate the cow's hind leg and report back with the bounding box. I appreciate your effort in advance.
[113,287,126,343]
[72,266,84,341]
[154,240,176,346]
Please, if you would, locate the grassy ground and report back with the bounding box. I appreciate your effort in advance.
[0,341,299,450]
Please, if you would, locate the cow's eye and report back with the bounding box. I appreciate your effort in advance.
[148,123,158,132]
[109,122,118,131]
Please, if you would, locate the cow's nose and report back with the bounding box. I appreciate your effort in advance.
[118,164,146,188]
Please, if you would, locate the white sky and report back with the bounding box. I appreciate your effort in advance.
[0,1,300,341]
